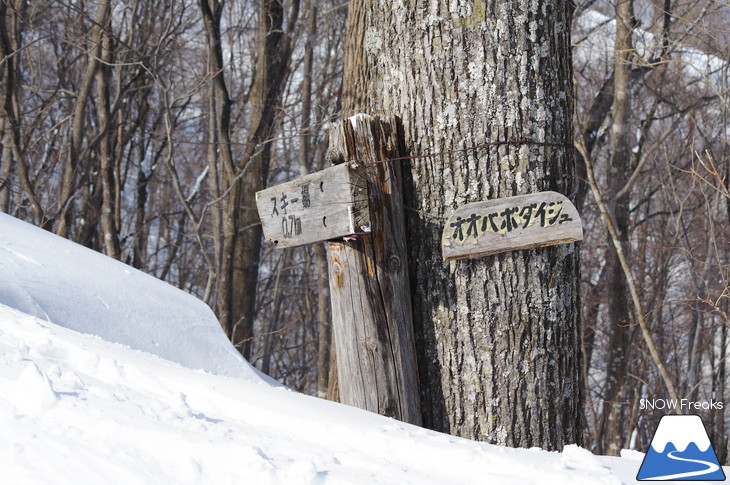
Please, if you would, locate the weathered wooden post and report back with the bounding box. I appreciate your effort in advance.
[256,113,421,425]
[325,114,421,424]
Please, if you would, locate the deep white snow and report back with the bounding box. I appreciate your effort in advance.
[0,213,724,484]
[0,213,259,381]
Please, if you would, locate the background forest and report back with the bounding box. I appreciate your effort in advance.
[0,0,728,459]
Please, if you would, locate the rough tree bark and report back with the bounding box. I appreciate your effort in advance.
[342,0,581,449]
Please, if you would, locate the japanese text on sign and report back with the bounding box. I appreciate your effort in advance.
[449,201,573,243]
[270,184,311,239]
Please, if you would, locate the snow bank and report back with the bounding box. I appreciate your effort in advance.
[0,213,259,381]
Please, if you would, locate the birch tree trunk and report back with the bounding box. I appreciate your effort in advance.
[343,0,581,449]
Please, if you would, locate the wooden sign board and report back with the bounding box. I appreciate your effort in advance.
[442,191,582,261]
[256,163,370,249]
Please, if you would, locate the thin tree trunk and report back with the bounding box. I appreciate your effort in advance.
[0,2,14,213]
[714,321,726,464]
[299,3,316,176]
[601,0,637,456]
[198,0,241,344]
[259,252,287,376]
[96,24,121,259]
[57,0,110,238]
[315,242,331,398]
[132,166,149,269]
[0,1,32,217]
[0,116,12,212]
[298,2,332,399]
[228,0,299,358]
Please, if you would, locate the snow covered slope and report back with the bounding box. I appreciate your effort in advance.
[0,303,626,485]
[0,213,724,484]
[0,213,258,380]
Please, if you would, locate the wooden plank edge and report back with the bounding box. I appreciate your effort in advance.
[443,232,583,261]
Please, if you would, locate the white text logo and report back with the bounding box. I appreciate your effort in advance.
[640,399,723,411]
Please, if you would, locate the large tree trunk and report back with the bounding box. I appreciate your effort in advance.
[343,0,581,449]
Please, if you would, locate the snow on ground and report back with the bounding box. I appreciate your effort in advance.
[0,212,259,381]
[0,213,724,484]
[0,304,620,485]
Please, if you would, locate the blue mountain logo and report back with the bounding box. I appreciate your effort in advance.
[637,414,726,481]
